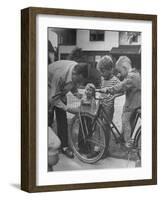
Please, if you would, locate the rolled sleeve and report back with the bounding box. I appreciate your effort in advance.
[108,75,133,94]
[48,74,67,111]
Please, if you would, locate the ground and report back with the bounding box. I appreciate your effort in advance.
[50,90,141,171]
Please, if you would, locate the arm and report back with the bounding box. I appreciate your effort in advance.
[70,85,83,99]
[108,75,134,95]
[48,75,68,111]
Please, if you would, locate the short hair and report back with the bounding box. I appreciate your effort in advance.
[97,55,114,72]
[116,56,132,71]
[74,63,89,79]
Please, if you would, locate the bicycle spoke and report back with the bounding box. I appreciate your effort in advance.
[86,138,105,148]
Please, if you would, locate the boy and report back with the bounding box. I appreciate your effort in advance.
[92,55,120,158]
[97,56,141,148]
[97,55,120,122]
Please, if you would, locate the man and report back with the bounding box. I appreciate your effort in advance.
[48,60,88,158]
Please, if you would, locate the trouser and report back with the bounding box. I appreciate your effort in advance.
[48,106,68,148]
[102,105,114,156]
[122,109,136,141]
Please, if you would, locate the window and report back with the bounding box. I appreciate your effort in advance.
[58,29,76,45]
[119,32,141,45]
[90,30,105,41]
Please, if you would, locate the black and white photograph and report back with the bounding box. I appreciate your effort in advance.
[47,27,141,172]
[21,7,156,192]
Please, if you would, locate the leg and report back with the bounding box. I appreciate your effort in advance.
[122,111,133,142]
[55,107,74,158]
[48,106,54,127]
[55,107,68,148]
[102,105,114,157]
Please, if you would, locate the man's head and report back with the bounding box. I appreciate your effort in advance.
[72,63,89,85]
[96,55,114,80]
[116,56,132,80]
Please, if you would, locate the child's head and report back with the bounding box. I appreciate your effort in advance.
[97,55,114,80]
[116,56,132,80]
[85,83,96,99]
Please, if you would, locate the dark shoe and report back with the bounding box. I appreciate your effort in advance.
[48,165,53,172]
[62,148,74,159]
[86,151,99,158]
[78,147,90,154]
[101,150,110,159]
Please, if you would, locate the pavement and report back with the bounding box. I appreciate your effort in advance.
[53,153,136,172]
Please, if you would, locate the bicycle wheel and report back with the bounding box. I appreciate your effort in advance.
[70,112,109,164]
[134,126,141,159]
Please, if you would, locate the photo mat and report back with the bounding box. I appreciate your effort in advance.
[47,27,142,172]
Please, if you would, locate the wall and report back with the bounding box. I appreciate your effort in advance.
[0,0,160,200]
[77,30,119,51]
[58,30,119,58]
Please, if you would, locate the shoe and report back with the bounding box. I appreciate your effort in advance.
[125,139,135,149]
[78,147,90,154]
[86,151,99,158]
[48,165,53,172]
[62,148,74,159]
[101,150,110,159]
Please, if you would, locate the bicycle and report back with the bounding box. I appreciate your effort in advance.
[70,92,141,164]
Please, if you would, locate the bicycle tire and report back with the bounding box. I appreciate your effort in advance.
[70,112,109,164]
[134,127,141,159]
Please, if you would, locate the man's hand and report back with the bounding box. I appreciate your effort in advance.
[66,107,80,114]
[95,88,108,93]
[73,92,83,99]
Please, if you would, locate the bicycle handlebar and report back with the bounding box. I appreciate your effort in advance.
[51,90,123,101]
[95,92,123,102]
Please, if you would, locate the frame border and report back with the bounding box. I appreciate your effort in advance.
[21,7,157,192]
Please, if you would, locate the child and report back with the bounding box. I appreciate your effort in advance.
[97,55,120,121]
[80,83,97,114]
[98,56,141,148]
[96,55,120,158]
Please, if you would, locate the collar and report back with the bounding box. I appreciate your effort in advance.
[65,63,76,84]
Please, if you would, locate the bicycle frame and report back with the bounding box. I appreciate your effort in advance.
[94,103,122,143]
[93,95,141,145]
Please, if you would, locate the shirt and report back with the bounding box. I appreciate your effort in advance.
[48,60,78,110]
[108,69,141,112]
[101,76,120,115]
